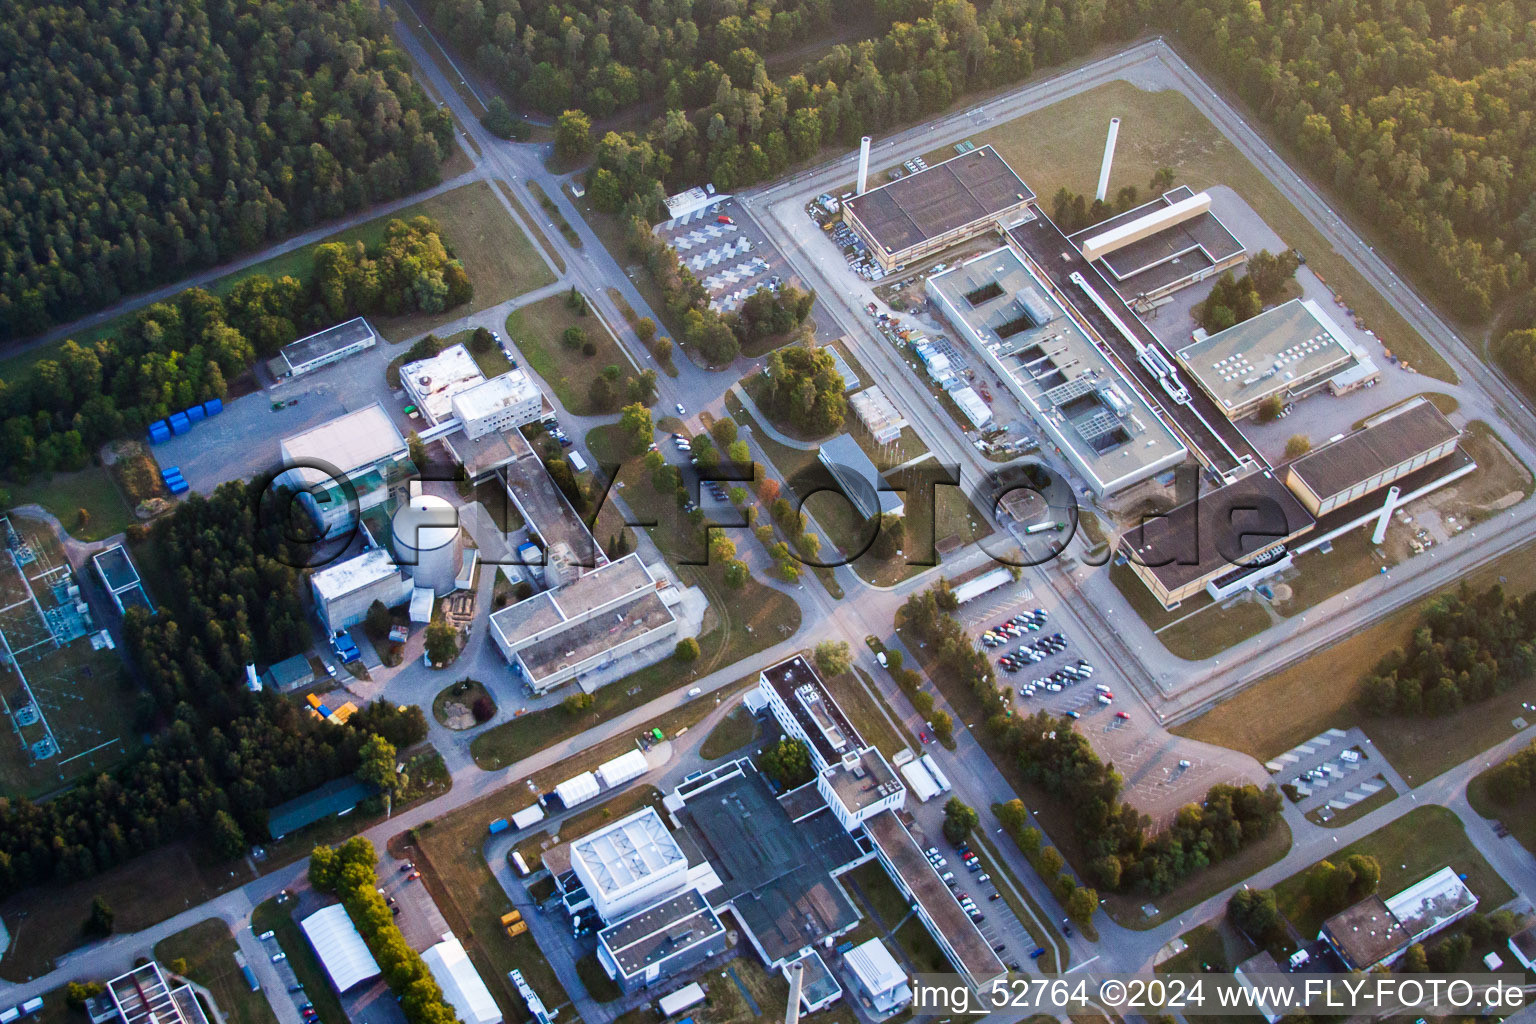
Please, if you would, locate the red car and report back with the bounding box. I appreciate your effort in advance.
[717,214,733,224]
[1115,711,1131,720]
[919,730,930,744]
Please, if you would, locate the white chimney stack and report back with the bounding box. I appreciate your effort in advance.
[1096,118,1120,202]
[856,136,872,196]
[785,960,804,1024]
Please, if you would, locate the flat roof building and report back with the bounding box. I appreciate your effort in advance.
[267,778,376,840]
[401,344,487,426]
[1117,470,1314,608]
[674,760,862,968]
[756,655,866,772]
[928,245,1187,496]
[844,146,1036,271]
[1384,866,1479,946]
[844,938,912,1016]
[596,889,728,993]
[1284,398,1461,515]
[488,554,687,694]
[849,387,907,445]
[785,951,842,1016]
[310,548,412,634]
[107,963,210,1024]
[279,403,410,540]
[818,432,904,519]
[260,653,315,691]
[1319,895,1409,971]
[92,544,151,615]
[1175,299,1380,420]
[1068,187,1245,303]
[452,369,543,439]
[273,317,378,379]
[571,806,691,924]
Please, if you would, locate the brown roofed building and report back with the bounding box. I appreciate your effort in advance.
[1284,398,1461,515]
[1117,470,1314,608]
[843,146,1036,271]
[1319,895,1410,971]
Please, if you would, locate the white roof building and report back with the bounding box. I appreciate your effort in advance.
[309,548,412,634]
[281,403,408,481]
[554,771,601,809]
[401,344,487,425]
[570,806,690,923]
[1383,866,1479,944]
[595,749,649,789]
[844,938,912,1014]
[421,935,501,1024]
[849,387,907,445]
[300,904,381,992]
[950,385,993,429]
[452,369,543,438]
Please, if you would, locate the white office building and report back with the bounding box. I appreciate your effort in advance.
[453,369,543,438]
[570,807,691,924]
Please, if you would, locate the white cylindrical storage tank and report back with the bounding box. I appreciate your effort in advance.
[392,493,463,595]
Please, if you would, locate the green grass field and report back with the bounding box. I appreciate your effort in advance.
[504,293,634,414]
[970,79,1451,383]
[10,465,134,541]
[155,919,278,1024]
[699,705,761,759]
[1272,806,1513,939]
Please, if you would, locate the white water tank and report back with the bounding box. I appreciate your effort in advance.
[392,493,463,595]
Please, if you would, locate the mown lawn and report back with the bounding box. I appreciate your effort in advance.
[504,293,635,414]
[155,919,277,1024]
[1270,805,1513,939]
[700,706,761,759]
[11,464,134,541]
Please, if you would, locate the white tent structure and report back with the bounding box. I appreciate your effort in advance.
[421,935,501,1024]
[554,771,601,808]
[595,749,648,789]
[300,905,381,992]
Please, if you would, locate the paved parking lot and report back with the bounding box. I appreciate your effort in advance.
[961,587,1268,828]
[1263,726,1407,817]
[654,196,793,313]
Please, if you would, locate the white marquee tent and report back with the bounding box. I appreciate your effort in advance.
[300,904,381,992]
[421,935,501,1024]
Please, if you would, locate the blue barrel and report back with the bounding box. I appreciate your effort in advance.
[185,404,206,423]
[203,398,224,416]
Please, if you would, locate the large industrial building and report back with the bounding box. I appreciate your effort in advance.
[269,317,378,379]
[928,245,1188,496]
[843,146,1036,271]
[398,342,548,478]
[301,904,382,992]
[92,543,151,615]
[1175,299,1380,420]
[817,433,904,519]
[309,548,412,633]
[1117,470,1315,608]
[1067,187,1246,304]
[487,553,693,694]
[279,403,411,540]
[1283,398,1461,515]
[572,807,692,923]
[596,889,728,993]
[100,963,210,1024]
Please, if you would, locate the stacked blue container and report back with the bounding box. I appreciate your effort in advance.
[202,398,224,416]
[147,420,172,444]
[168,411,192,434]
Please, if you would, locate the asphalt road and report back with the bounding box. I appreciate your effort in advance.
[8,23,1536,1019]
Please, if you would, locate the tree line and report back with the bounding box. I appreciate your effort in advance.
[1,217,469,481]
[0,481,429,898]
[417,0,834,118]
[1360,583,1536,717]
[309,838,461,1024]
[0,0,455,340]
[899,580,1283,893]
[1482,738,1536,806]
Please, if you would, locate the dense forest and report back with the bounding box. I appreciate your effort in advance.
[1360,583,1536,717]
[0,482,429,897]
[900,580,1284,893]
[0,0,455,340]
[0,217,469,480]
[424,0,1535,331]
[417,0,836,117]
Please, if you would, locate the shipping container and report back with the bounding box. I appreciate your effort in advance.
[168,412,192,434]
[148,421,172,443]
[19,1000,42,1016]
[242,965,260,992]
[203,397,224,416]
[511,804,546,830]
[488,818,510,835]
[185,404,207,423]
[657,983,706,1018]
[511,851,531,876]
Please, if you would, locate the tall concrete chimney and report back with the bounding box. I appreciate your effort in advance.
[1096,118,1121,201]
[856,136,872,196]
[1371,485,1401,545]
[784,960,804,1024]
